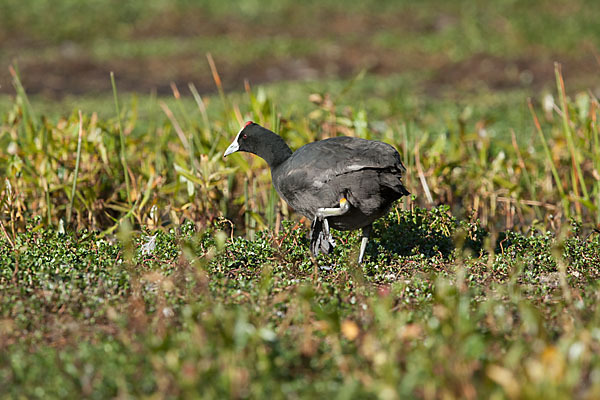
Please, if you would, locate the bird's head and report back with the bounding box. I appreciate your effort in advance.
[224,121,292,168]
[224,121,262,157]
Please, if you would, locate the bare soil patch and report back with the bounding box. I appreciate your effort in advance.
[1,8,598,97]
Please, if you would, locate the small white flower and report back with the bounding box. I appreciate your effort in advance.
[568,342,585,361]
[141,234,157,255]
[543,93,555,113]
[7,142,17,155]
[149,205,157,220]
[4,179,12,196]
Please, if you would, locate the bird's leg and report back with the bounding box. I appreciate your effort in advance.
[309,217,335,257]
[315,198,350,220]
[358,224,372,264]
[309,218,322,257]
[310,198,350,256]
[316,197,350,246]
[321,217,332,246]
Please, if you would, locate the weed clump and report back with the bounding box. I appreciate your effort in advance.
[2,207,600,398]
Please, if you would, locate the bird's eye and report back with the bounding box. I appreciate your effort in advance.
[243,134,248,139]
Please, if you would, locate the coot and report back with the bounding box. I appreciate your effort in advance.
[224,122,409,263]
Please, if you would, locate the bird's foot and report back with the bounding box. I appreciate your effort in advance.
[311,197,349,257]
[310,217,336,257]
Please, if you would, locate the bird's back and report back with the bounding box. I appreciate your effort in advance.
[272,136,408,230]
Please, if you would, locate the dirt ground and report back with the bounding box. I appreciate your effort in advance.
[1,7,598,98]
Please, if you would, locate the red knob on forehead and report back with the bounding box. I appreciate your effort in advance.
[244,121,253,127]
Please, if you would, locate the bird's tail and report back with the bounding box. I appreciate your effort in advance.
[399,184,410,197]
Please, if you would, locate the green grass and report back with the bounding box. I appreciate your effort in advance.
[2,0,600,100]
[1,210,600,398]
[2,0,600,398]
[2,63,597,232]
[0,72,537,144]
[1,66,600,397]
[3,0,600,53]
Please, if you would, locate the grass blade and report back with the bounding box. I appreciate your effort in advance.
[111,72,132,208]
[528,98,569,218]
[9,64,38,136]
[206,52,232,123]
[511,129,542,219]
[170,82,198,171]
[592,98,600,223]
[67,111,84,225]
[555,63,589,205]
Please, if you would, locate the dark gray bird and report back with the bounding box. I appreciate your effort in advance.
[224,121,409,264]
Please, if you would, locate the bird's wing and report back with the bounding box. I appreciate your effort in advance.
[278,137,405,189]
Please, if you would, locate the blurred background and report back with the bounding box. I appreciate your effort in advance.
[5,3,600,398]
[1,0,598,105]
[1,0,600,232]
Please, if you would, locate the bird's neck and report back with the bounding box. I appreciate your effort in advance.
[257,129,293,169]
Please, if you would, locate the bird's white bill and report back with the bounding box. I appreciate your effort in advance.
[224,127,244,157]
[223,140,239,157]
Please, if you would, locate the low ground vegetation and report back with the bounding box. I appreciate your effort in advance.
[1,208,600,398]
[2,1,600,396]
